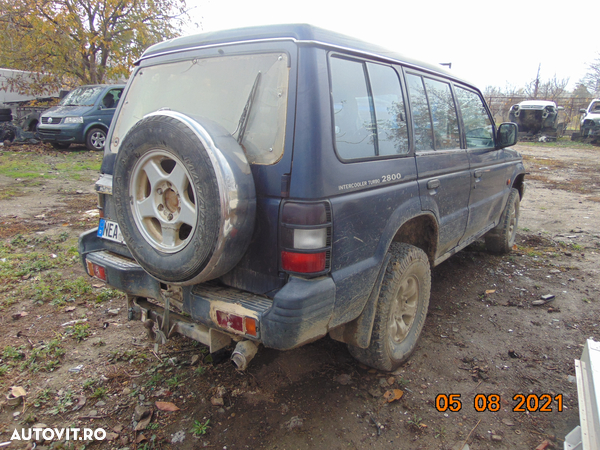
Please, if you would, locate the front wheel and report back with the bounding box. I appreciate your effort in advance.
[348,243,431,372]
[485,188,520,253]
[86,127,106,151]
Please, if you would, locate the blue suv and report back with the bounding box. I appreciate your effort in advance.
[79,25,523,371]
[39,84,125,150]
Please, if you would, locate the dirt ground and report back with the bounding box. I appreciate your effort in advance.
[0,141,599,450]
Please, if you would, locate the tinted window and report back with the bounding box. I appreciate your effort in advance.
[406,74,433,151]
[423,78,459,150]
[331,57,376,159]
[367,63,409,156]
[455,87,494,149]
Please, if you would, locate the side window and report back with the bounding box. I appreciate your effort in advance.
[405,74,433,151]
[423,78,459,150]
[102,89,122,109]
[366,63,409,156]
[330,57,376,159]
[455,87,494,149]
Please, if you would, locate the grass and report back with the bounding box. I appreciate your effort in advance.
[0,231,103,312]
[0,187,25,200]
[519,137,600,150]
[0,339,67,377]
[67,323,91,342]
[90,386,107,399]
[0,151,101,180]
[166,375,181,388]
[49,389,75,415]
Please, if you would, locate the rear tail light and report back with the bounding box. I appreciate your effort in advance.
[86,260,107,281]
[280,201,332,275]
[215,310,258,337]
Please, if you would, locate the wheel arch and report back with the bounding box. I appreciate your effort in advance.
[513,173,526,199]
[391,213,439,265]
[84,122,109,137]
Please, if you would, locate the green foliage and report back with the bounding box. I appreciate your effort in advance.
[33,388,53,407]
[191,419,210,436]
[0,0,190,94]
[49,389,75,415]
[90,387,107,399]
[67,323,90,342]
[96,288,121,303]
[24,339,65,373]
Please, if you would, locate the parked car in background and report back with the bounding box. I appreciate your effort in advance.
[38,84,125,150]
[79,24,523,372]
[579,99,600,138]
[508,100,565,140]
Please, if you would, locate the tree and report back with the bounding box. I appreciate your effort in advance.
[581,53,600,97]
[0,0,189,95]
[524,74,569,101]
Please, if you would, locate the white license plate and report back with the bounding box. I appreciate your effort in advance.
[97,218,125,244]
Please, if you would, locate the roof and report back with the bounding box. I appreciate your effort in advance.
[517,100,557,108]
[139,24,459,82]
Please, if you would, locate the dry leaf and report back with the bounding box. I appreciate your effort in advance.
[485,289,496,295]
[65,306,76,312]
[135,413,152,431]
[383,389,403,403]
[155,401,180,411]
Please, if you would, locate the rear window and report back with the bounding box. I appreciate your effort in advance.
[111,53,289,165]
[330,56,408,160]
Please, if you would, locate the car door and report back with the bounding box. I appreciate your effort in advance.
[406,72,470,256]
[455,86,511,242]
[95,87,123,126]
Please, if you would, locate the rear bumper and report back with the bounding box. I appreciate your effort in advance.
[79,229,336,351]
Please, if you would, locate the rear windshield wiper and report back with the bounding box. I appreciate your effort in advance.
[235,72,261,145]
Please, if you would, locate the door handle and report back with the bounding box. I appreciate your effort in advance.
[474,169,483,179]
[427,179,440,190]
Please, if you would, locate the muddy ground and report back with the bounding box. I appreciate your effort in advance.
[0,141,599,450]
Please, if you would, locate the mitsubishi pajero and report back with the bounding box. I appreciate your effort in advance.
[79,24,524,371]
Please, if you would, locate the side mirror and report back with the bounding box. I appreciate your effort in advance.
[557,106,564,111]
[497,122,518,149]
[579,108,587,114]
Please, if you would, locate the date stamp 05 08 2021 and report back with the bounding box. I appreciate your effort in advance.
[435,393,564,413]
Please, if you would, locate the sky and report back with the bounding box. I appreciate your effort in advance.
[182,0,600,93]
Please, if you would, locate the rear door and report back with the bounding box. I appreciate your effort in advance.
[455,86,510,241]
[406,72,470,256]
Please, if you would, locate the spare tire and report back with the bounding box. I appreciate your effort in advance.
[0,108,11,115]
[113,112,256,285]
[0,114,13,122]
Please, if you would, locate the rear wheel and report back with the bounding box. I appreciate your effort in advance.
[86,127,106,151]
[348,243,431,372]
[485,188,520,253]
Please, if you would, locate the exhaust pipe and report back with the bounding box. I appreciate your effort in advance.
[231,340,258,371]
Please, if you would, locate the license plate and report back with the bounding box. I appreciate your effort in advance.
[97,218,125,244]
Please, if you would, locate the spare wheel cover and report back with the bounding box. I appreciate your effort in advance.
[113,112,256,285]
